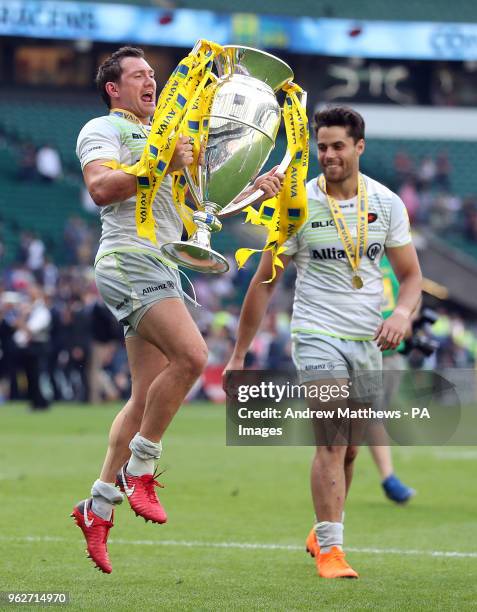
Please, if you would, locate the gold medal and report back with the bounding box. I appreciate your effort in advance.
[352,274,364,289]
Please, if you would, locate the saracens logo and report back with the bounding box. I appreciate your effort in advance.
[115,297,130,311]
[366,242,382,261]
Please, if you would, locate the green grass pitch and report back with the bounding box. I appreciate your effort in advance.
[1,402,476,610]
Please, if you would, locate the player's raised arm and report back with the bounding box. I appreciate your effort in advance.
[222,250,291,384]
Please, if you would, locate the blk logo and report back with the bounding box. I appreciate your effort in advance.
[312,219,334,228]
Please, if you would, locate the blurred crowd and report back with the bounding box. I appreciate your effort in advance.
[0,266,128,409]
[17,142,63,183]
[393,150,477,242]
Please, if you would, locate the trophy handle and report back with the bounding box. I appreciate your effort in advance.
[184,166,202,205]
[217,89,307,219]
[184,131,209,207]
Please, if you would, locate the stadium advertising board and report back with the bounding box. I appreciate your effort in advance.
[1,0,477,60]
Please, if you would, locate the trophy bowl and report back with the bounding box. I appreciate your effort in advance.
[160,45,294,274]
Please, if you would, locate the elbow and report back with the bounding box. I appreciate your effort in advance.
[251,274,277,293]
[89,184,110,207]
[399,265,423,288]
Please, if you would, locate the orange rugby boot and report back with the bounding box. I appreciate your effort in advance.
[316,546,359,579]
[305,527,320,558]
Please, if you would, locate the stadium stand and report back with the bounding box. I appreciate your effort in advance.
[0,95,103,171]
[362,140,477,197]
[0,172,83,264]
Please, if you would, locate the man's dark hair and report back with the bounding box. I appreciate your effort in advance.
[95,46,146,108]
[313,106,365,143]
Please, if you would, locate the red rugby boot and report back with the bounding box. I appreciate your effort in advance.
[116,463,167,524]
[71,498,113,574]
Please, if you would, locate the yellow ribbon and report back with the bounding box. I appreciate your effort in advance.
[171,78,218,238]
[235,82,309,281]
[103,40,224,244]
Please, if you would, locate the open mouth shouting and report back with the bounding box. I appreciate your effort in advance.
[141,90,155,105]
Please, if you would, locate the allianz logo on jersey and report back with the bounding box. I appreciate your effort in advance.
[311,242,382,261]
[312,247,346,260]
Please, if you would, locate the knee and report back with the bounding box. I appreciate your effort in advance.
[178,343,208,380]
[344,445,359,465]
[315,445,346,463]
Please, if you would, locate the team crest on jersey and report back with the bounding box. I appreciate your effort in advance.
[366,242,382,261]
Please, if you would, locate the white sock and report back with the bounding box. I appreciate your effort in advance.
[90,479,123,520]
[91,496,113,521]
[127,433,162,476]
[315,521,344,553]
[127,454,155,476]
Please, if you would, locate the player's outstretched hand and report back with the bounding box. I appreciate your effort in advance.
[168,135,194,173]
[253,166,285,201]
[374,312,409,352]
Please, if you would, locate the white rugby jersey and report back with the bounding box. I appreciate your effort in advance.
[284,174,411,340]
[76,114,182,263]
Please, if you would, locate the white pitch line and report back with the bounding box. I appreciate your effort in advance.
[1,535,477,559]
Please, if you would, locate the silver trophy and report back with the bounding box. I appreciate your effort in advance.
[161,45,305,274]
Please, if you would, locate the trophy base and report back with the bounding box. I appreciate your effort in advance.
[161,241,230,274]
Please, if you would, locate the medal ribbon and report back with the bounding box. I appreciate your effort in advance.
[235,82,309,282]
[318,173,368,279]
[109,109,144,125]
[103,40,224,244]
